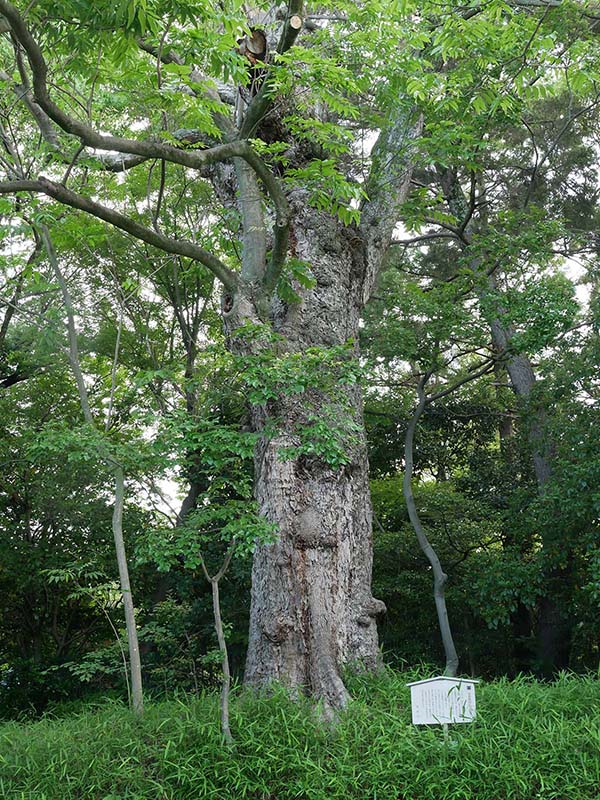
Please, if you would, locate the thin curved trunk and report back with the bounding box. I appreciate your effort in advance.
[403,379,459,677]
[210,577,233,744]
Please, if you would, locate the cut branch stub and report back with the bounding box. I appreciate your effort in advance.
[239,28,268,63]
[289,15,303,29]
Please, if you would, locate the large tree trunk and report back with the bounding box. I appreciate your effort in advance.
[245,401,381,708]
[229,202,385,709]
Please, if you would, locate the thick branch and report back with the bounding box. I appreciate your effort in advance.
[1,0,291,295]
[242,149,290,294]
[0,369,32,389]
[137,35,290,292]
[0,179,239,291]
[0,2,260,174]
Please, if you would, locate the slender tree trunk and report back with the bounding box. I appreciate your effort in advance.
[438,170,572,675]
[201,548,235,743]
[39,225,144,712]
[403,380,459,677]
[488,317,572,674]
[210,577,233,744]
[488,319,553,487]
[112,465,144,713]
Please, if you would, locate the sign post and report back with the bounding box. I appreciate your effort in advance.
[406,677,479,736]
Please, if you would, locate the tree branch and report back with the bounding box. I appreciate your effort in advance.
[0,0,292,296]
[0,239,41,346]
[0,71,150,172]
[138,38,237,109]
[390,231,458,247]
[0,178,239,292]
[238,0,305,139]
[425,358,497,405]
[0,2,263,175]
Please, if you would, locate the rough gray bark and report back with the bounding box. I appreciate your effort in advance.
[231,201,387,709]
[225,89,421,711]
[246,413,381,708]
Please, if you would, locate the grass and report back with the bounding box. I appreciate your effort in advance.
[0,669,599,799]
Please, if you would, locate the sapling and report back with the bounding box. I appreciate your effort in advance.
[148,405,275,741]
[403,360,496,677]
[38,225,144,714]
[200,546,235,745]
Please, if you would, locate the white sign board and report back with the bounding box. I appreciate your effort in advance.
[406,677,479,726]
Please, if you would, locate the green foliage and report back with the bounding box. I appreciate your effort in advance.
[371,475,516,672]
[285,161,367,225]
[498,274,580,355]
[137,599,221,692]
[276,258,317,305]
[0,364,157,717]
[212,333,365,469]
[279,405,362,470]
[230,334,360,404]
[468,549,543,631]
[142,416,272,572]
[2,672,600,799]
[2,0,600,721]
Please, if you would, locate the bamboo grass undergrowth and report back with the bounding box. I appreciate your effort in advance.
[1,670,599,799]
